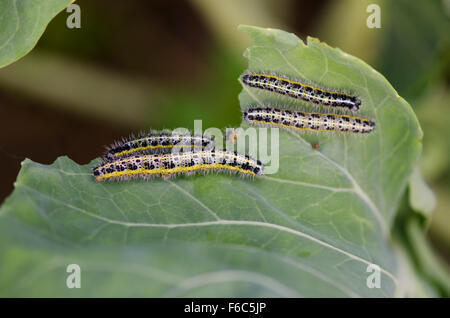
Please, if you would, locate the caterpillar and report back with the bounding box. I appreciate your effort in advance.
[243,106,375,134]
[104,132,214,160]
[241,72,361,112]
[93,150,264,182]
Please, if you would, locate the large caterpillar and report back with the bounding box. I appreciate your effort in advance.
[104,132,214,160]
[93,150,264,182]
[241,72,361,112]
[243,106,375,134]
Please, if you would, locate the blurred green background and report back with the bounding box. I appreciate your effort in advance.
[0,0,449,267]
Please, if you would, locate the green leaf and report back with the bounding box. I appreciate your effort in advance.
[408,167,436,218]
[0,26,423,297]
[0,0,73,68]
[405,219,450,296]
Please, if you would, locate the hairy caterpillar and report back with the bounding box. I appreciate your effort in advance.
[243,106,375,134]
[93,150,264,182]
[104,132,214,160]
[241,72,361,112]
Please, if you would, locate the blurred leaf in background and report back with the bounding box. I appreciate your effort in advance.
[375,0,450,101]
[0,0,74,68]
[374,0,450,267]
